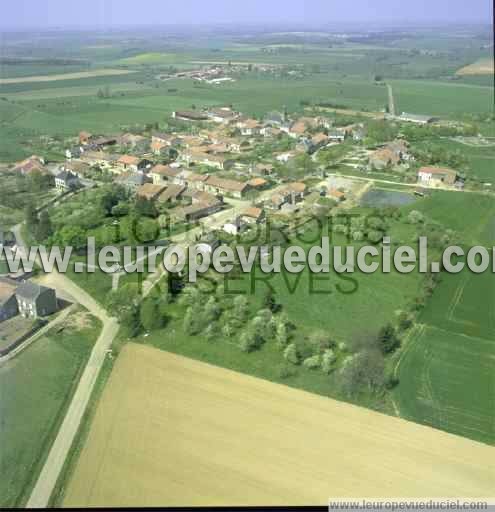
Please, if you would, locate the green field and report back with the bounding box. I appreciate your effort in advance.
[395,193,495,445]
[1,26,493,163]
[0,312,101,507]
[403,190,495,247]
[391,79,494,117]
[395,321,495,445]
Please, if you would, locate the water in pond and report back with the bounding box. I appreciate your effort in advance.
[360,189,416,207]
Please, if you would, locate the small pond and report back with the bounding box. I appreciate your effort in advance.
[360,188,417,207]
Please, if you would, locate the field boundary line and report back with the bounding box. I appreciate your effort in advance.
[393,323,425,380]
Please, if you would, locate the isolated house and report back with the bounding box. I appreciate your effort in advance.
[15,281,57,319]
[417,166,458,187]
[12,155,46,175]
[55,170,80,191]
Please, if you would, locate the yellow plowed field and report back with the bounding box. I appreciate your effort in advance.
[64,343,495,507]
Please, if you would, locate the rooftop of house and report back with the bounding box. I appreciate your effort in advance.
[312,133,328,145]
[13,155,45,174]
[187,172,209,182]
[185,189,220,206]
[16,281,53,301]
[247,177,268,188]
[174,110,208,121]
[81,151,118,162]
[137,183,167,199]
[115,172,148,186]
[158,184,186,203]
[206,176,248,192]
[118,155,141,166]
[286,182,307,193]
[239,119,261,129]
[92,136,117,146]
[419,166,457,176]
[208,107,237,119]
[120,133,147,144]
[64,160,91,173]
[56,170,78,181]
[290,120,309,135]
[241,206,264,220]
[151,164,181,178]
[399,113,436,122]
[173,201,217,218]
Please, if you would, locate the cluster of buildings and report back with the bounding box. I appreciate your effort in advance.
[6,104,466,236]
[368,139,412,169]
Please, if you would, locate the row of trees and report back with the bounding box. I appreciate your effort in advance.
[25,203,53,242]
[106,282,169,337]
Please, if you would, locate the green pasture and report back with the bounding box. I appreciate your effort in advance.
[0,314,101,507]
[395,324,495,445]
[391,79,494,117]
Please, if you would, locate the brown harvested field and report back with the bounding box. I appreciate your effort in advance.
[64,343,495,507]
[0,69,135,84]
[456,58,495,76]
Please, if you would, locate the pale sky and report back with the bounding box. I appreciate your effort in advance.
[2,0,493,28]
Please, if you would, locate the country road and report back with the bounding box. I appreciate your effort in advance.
[11,223,120,509]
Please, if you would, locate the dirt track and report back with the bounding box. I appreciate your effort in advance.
[0,69,135,85]
[64,344,495,507]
